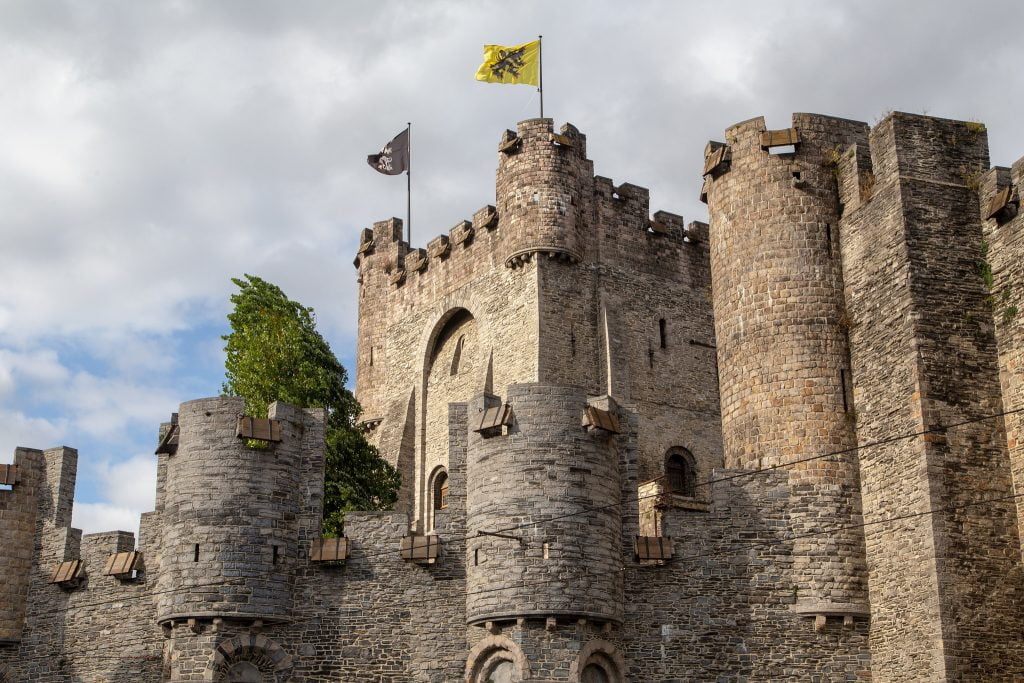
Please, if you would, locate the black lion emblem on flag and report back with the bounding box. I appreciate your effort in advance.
[489,47,526,79]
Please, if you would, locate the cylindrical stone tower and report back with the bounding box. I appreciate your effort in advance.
[465,384,622,626]
[704,113,870,613]
[495,119,593,267]
[156,397,305,626]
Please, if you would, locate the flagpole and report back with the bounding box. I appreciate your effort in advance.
[406,122,411,244]
[538,35,544,118]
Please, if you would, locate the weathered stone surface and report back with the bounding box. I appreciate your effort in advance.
[2,113,1024,682]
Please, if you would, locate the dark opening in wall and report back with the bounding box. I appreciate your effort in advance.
[826,223,833,255]
[369,346,374,367]
[273,545,279,564]
[434,470,449,510]
[840,369,854,413]
[193,544,200,562]
[570,325,576,358]
[665,448,696,497]
[659,319,667,349]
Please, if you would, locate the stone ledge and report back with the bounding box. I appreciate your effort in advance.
[792,601,870,617]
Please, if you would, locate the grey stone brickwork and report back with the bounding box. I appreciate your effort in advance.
[2,113,1023,681]
[981,156,1024,559]
[835,113,1024,680]
[704,113,871,621]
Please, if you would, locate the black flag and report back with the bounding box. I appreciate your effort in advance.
[367,128,409,175]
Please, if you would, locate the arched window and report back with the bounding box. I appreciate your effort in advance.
[466,635,532,682]
[582,662,611,683]
[433,469,449,510]
[570,641,623,683]
[665,448,696,497]
[225,661,262,682]
[484,659,516,682]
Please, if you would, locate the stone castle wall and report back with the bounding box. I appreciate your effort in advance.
[355,118,721,537]
[837,113,1024,679]
[981,155,1024,558]
[703,113,871,620]
[2,112,1024,682]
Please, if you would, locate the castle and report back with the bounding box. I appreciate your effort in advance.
[2,111,1024,682]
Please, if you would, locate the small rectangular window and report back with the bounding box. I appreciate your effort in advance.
[273,545,279,565]
[193,544,200,562]
[659,319,667,349]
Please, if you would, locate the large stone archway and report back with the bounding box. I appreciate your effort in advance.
[206,634,293,682]
[465,635,531,683]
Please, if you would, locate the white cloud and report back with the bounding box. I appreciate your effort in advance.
[92,453,158,513]
[0,410,67,462]
[71,453,157,539]
[0,348,70,387]
[72,501,141,539]
[62,371,178,439]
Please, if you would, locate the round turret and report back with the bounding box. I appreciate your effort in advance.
[495,119,593,267]
[465,384,622,626]
[155,397,305,625]
[705,113,871,611]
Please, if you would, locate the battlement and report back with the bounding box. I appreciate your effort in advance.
[354,119,700,290]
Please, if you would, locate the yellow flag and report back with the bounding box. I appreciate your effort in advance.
[475,40,540,85]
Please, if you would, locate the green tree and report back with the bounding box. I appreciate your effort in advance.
[222,274,399,535]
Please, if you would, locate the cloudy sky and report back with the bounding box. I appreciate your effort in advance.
[3,0,1023,537]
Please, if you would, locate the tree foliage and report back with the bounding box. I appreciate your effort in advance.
[222,274,399,535]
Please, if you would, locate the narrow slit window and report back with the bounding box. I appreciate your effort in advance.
[825,223,833,255]
[474,548,479,566]
[273,545,279,564]
[659,319,667,349]
[840,369,854,413]
[193,544,200,562]
[570,325,576,358]
[543,543,550,560]
[369,346,374,367]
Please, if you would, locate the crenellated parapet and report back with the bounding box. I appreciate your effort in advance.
[352,119,698,288]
